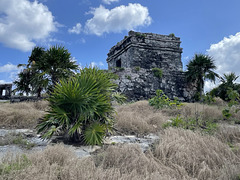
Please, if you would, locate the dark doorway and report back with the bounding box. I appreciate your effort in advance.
[116,59,121,68]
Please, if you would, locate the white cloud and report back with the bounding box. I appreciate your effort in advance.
[0,63,18,73]
[207,32,240,81]
[204,80,218,93]
[102,0,119,5]
[0,0,57,52]
[68,23,82,34]
[0,80,9,84]
[90,61,105,68]
[205,32,240,92]
[84,3,152,36]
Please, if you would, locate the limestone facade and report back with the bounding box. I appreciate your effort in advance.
[107,31,196,101]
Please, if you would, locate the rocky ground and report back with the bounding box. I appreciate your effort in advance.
[0,128,159,161]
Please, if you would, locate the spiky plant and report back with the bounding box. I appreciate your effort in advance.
[37,67,117,145]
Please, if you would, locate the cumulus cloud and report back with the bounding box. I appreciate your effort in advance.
[205,32,240,92]
[102,0,119,5]
[68,23,82,34]
[207,32,240,79]
[90,61,105,68]
[84,3,152,36]
[0,0,57,52]
[0,63,18,73]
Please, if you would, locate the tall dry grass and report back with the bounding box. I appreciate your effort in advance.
[162,103,223,121]
[114,101,168,135]
[0,101,48,129]
[154,128,240,180]
[2,128,240,180]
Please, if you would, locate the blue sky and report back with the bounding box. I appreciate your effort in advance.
[1,0,240,91]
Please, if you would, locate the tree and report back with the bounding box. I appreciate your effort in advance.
[186,54,218,100]
[210,72,240,100]
[42,45,78,87]
[37,67,117,145]
[14,45,78,97]
[13,69,32,96]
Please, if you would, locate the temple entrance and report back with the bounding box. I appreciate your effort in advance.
[116,59,121,68]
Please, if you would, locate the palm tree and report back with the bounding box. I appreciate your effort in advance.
[37,67,117,145]
[13,69,32,96]
[14,45,79,97]
[210,72,240,100]
[186,54,218,100]
[42,45,79,87]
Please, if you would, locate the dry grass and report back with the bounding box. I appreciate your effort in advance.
[1,100,240,179]
[154,128,240,180]
[216,124,240,144]
[114,100,169,135]
[212,97,227,106]
[2,128,240,180]
[0,101,48,129]
[162,103,223,121]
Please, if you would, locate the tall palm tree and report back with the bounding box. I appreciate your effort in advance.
[186,54,218,99]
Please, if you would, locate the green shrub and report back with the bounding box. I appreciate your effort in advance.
[135,32,146,38]
[125,75,131,80]
[222,88,240,122]
[152,68,163,78]
[134,66,140,71]
[163,115,218,134]
[168,33,175,37]
[203,93,215,105]
[37,67,117,145]
[111,92,127,104]
[149,89,183,109]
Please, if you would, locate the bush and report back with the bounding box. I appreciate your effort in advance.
[152,68,163,78]
[168,33,175,37]
[149,89,183,109]
[111,92,127,105]
[37,67,117,145]
[203,93,215,105]
[134,66,140,71]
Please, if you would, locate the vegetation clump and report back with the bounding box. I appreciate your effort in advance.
[149,89,182,109]
[168,33,175,37]
[152,67,163,78]
[134,66,140,71]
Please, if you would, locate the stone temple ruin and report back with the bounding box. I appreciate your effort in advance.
[107,31,196,101]
[0,84,12,100]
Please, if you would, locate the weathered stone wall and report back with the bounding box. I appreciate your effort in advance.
[0,84,12,100]
[107,31,196,101]
[112,68,195,101]
[107,31,183,71]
